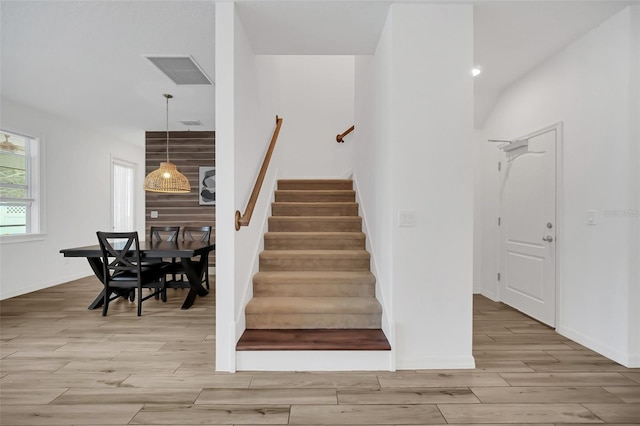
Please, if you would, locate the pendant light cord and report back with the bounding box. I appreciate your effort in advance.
[164,93,173,163]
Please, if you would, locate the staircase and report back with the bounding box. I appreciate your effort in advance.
[238,179,389,351]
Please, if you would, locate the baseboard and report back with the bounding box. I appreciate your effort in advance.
[396,355,476,370]
[236,350,393,371]
[479,288,499,302]
[556,324,635,367]
[627,354,640,368]
[0,272,92,300]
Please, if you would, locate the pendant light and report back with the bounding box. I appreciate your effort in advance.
[0,133,20,152]
[143,94,191,193]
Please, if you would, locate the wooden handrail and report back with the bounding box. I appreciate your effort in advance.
[336,125,354,143]
[235,115,283,231]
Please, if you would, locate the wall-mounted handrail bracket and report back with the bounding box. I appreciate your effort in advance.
[336,125,355,143]
[235,115,283,231]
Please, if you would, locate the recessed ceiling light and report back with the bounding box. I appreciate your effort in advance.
[472,66,482,77]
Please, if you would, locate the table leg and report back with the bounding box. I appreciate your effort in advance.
[86,257,106,309]
[179,253,209,309]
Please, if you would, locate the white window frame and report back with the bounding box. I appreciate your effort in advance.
[0,130,45,243]
[111,157,136,232]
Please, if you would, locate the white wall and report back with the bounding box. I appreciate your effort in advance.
[477,6,640,367]
[233,8,281,362]
[354,12,395,360]
[263,55,355,178]
[214,1,237,372]
[627,5,640,367]
[0,99,145,300]
[355,3,474,369]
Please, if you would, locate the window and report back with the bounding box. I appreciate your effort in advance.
[0,130,41,237]
[111,158,136,231]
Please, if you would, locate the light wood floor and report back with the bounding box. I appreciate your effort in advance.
[1,276,639,425]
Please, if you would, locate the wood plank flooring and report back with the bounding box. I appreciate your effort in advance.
[1,275,639,425]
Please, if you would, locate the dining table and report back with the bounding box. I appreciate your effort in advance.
[60,240,214,310]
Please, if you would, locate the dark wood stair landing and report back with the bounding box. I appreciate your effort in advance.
[236,329,391,351]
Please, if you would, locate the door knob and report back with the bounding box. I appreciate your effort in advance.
[542,235,554,242]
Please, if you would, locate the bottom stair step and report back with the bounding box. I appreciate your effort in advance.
[236,329,391,351]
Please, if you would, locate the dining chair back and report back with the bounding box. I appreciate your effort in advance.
[183,226,212,243]
[148,226,180,282]
[149,226,180,243]
[96,231,166,316]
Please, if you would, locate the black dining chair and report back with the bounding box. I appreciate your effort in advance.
[96,231,166,316]
[149,226,180,243]
[147,226,180,281]
[182,226,212,290]
[149,227,180,266]
[165,226,212,292]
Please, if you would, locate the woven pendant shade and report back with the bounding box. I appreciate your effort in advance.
[143,162,190,193]
[144,94,191,194]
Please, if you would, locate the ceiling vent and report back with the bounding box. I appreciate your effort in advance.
[179,120,202,126]
[145,55,213,85]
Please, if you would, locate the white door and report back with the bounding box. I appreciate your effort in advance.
[499,125,558,327]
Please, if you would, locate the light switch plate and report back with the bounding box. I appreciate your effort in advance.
[586,210,597,226]
[398,211,415,228]
[150,211,159,219]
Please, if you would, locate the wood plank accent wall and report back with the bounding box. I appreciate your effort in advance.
[145,131,215,266]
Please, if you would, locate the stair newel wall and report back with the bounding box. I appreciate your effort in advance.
[353,174,396,370]
[353,4,475,369]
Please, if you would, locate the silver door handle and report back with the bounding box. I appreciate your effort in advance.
[542,235,553,242]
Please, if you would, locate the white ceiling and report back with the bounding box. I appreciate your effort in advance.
[1,1,217,144]
[1,0,636,145]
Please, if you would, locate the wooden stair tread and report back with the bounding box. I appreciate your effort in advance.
[236,329,391,351]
